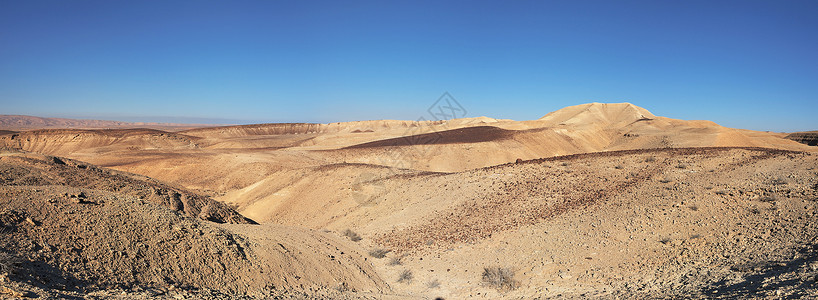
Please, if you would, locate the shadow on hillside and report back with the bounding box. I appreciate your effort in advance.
[701,243,818,299]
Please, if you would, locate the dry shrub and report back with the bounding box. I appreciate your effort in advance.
[341,229,362,242]
[0,252,20,275]
[759,195,777,202]
[388,257,402,266]
[770,177,788,185]
[482,266,516,290]
[398,269,413,283]
[369,248,390,258]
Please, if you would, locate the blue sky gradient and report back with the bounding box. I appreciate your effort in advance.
[1,1,816,131]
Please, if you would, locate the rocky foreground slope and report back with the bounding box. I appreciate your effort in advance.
[261,147,818,299]
[0,149,250,224]
[0,150,390,299]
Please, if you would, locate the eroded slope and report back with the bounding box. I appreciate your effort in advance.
[0,151,389,298]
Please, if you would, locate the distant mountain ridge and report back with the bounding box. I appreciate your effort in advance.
[0,115,227,131]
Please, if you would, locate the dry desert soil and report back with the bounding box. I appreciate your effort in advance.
[1,103,817,299]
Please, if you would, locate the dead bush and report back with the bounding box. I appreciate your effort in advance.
[369,248,390,258]
[759,194,777,202]
[341,229,362,242]
[398,269,413,283]
[482,266,516,290]
[0,252,20,275]
[770,177,788,185]
[388,256,402,266]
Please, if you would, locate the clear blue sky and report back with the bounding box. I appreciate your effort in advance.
[1,1,816,131]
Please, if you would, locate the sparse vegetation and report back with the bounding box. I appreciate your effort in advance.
[481,266,516,290]
[770,177,788,185]
[334,282,350,292]
[427,279,441,289]
[368,248,390,258]
[759,194,777,202]
[397,269,413,283]
[341,229,362,242]
[388,256,402,266]
[0,252,20,275]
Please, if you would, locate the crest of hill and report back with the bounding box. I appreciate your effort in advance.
[0,128,200,155]
[180,120,450,138]
[538,102,656,128]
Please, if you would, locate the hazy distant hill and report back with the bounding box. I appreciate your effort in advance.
[0,115,227,131]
